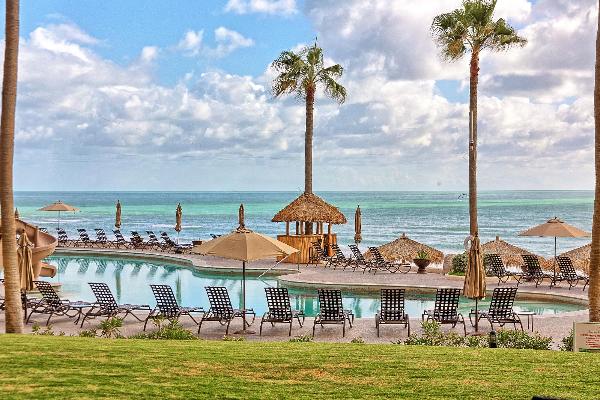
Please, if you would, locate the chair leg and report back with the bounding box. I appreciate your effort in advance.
[225,319,231,335]
[197,318,204,334]
[46,311,54,326]
[312,320,317,337]
[406,318,411,336]
[342,320,346,337]
[259,319,264,336]
[288,321,292,336]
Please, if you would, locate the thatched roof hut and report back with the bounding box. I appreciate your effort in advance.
[370,233,444,264]
[560,243,591,272]
[481,236,533,267]
[272,192,347,224]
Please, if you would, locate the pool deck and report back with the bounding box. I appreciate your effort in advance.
[2,247,590,347]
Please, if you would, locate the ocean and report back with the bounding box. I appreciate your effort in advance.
[13,191,593,256]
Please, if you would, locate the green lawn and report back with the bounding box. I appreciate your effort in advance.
[0,335,598,399]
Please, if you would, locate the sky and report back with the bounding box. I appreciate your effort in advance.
[2,0,598,191]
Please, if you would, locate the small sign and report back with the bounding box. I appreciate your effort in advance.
[573,322,600,352]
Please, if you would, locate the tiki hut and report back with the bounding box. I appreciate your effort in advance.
[371,233,444,264]
[481,236,533,268]
[272,192,347,263]
[560,243,591,273]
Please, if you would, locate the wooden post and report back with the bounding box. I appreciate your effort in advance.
[286,222,289,236]
[295,221,299,235]
[327,223,332,235]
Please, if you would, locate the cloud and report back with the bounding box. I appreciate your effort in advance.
[176,30,203,56]
[176,27,253,58]
[224,0,297,16]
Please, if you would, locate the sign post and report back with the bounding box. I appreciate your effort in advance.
[573,322,600,352]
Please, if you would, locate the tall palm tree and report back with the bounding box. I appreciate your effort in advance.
[432,0,526,235]
[0,0,22,333]
[271,41,346,196]
[590,0,600,323]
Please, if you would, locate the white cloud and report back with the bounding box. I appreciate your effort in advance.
[176,30,203,56]
[211,27,254,57]
[224,0,297,16]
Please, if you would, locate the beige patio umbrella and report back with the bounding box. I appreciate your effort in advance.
[193,205,298,334]
[464,233,486,333]
[14,208,19,220]
[39,201,79,229]
[17,233,35,291]
[354,205,362,244]
[175,203,183,243]
[115,200,122,229]
[238,203,245,229]
[519,217,590,279]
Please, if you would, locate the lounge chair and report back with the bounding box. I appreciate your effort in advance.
[348,244,375,273]
[556,256,589,290]
[143,284,204,330]
[75,229,96,248]
[94,228,114,248]
[330,244,352,270]
[307,241,335,268]
[375,288,410,336]
[0,279,4,310]
[486,253,525,286]
[422,288,466,335]
[199,286,256,335]
[469,287,522,331]
[259,287,305,336]
[26,281,92,326]
[160,232,192,254]
[80,282,152,327]
[146,231,166,251]
[521,254,557,288]
[112,229,131,249]
[313,289,354,337]
[55,228,71,247]
[39,228,48,234]
[130,231,146,249]
[0,279,34,316]
[369,247,411,274]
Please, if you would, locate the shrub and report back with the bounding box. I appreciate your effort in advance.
[130,320,197,340]
[560,329,574,351]
[289,334,313,343]
[78,329,98,338]
[350,337,365,344]
[450,253,468,275]
[403,322,551,350]
[99,317,123,339]
[32,324,65,336]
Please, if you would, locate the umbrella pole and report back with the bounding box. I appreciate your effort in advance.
[554,236,557,281]
[235,260,255,334]
[475,298,478,333]
[58,210,61,229]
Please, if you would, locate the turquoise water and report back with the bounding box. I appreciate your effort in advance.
[36,256,585,318]
[14,191,592,255]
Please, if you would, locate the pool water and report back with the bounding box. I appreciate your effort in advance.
[34,256,585,318]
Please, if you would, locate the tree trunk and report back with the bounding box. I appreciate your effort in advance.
[468,48,480,236]
[590,1,600,323]
[0,0,22,333]
[304,85,315,234]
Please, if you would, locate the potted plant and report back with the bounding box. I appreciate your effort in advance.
[413,250,431,274]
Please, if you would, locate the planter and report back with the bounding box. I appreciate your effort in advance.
[413,258,431,274]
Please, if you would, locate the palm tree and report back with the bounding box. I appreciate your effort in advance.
[271,41,346,196]
[0,0,22,333]
[589,0,600,323]
[432,0,526,235]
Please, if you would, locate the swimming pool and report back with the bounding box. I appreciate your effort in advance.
[36,255,585,318]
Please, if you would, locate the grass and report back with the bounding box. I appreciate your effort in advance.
[0,335,598,399]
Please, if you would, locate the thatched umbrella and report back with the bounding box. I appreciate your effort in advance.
[272,192,346,235]
[375,233,444,264]
[17,233,35,291]
[464,234,486,333]
[354,205,362,244]
[481,236,533,267]
[115,200,122,229]
[560,243,591,272]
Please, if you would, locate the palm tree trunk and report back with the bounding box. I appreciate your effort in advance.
[0,0,23,333]
[589,2,600,323]
[304,85,315,234]
[468,48,480,236]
